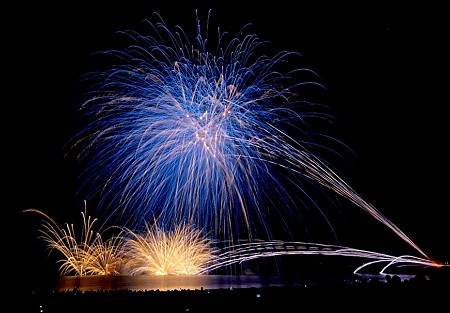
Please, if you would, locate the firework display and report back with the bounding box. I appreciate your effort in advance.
[25,11,447,279]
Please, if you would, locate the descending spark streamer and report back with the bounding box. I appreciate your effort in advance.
[68,10,433,261]
[287,150,429,258]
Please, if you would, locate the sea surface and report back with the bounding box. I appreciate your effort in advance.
[57,274,313,291]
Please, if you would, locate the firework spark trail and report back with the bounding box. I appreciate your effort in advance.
[68,10,433,261]
[25,206,444,277]
[252,119,430,258]
[279,147,430,258]
[70,11,336,243]
[197,240,439,275]
[121,222,219,275]
[23,207,125,276]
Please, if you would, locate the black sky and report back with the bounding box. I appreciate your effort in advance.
[8,1,449,289]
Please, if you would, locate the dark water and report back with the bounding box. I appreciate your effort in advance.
[57,274,310,291]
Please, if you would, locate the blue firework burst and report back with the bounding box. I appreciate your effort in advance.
[69,11,347,245]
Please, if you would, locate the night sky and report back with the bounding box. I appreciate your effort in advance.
[8,1,448,290]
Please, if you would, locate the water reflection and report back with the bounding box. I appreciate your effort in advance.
[57,275,307,292]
